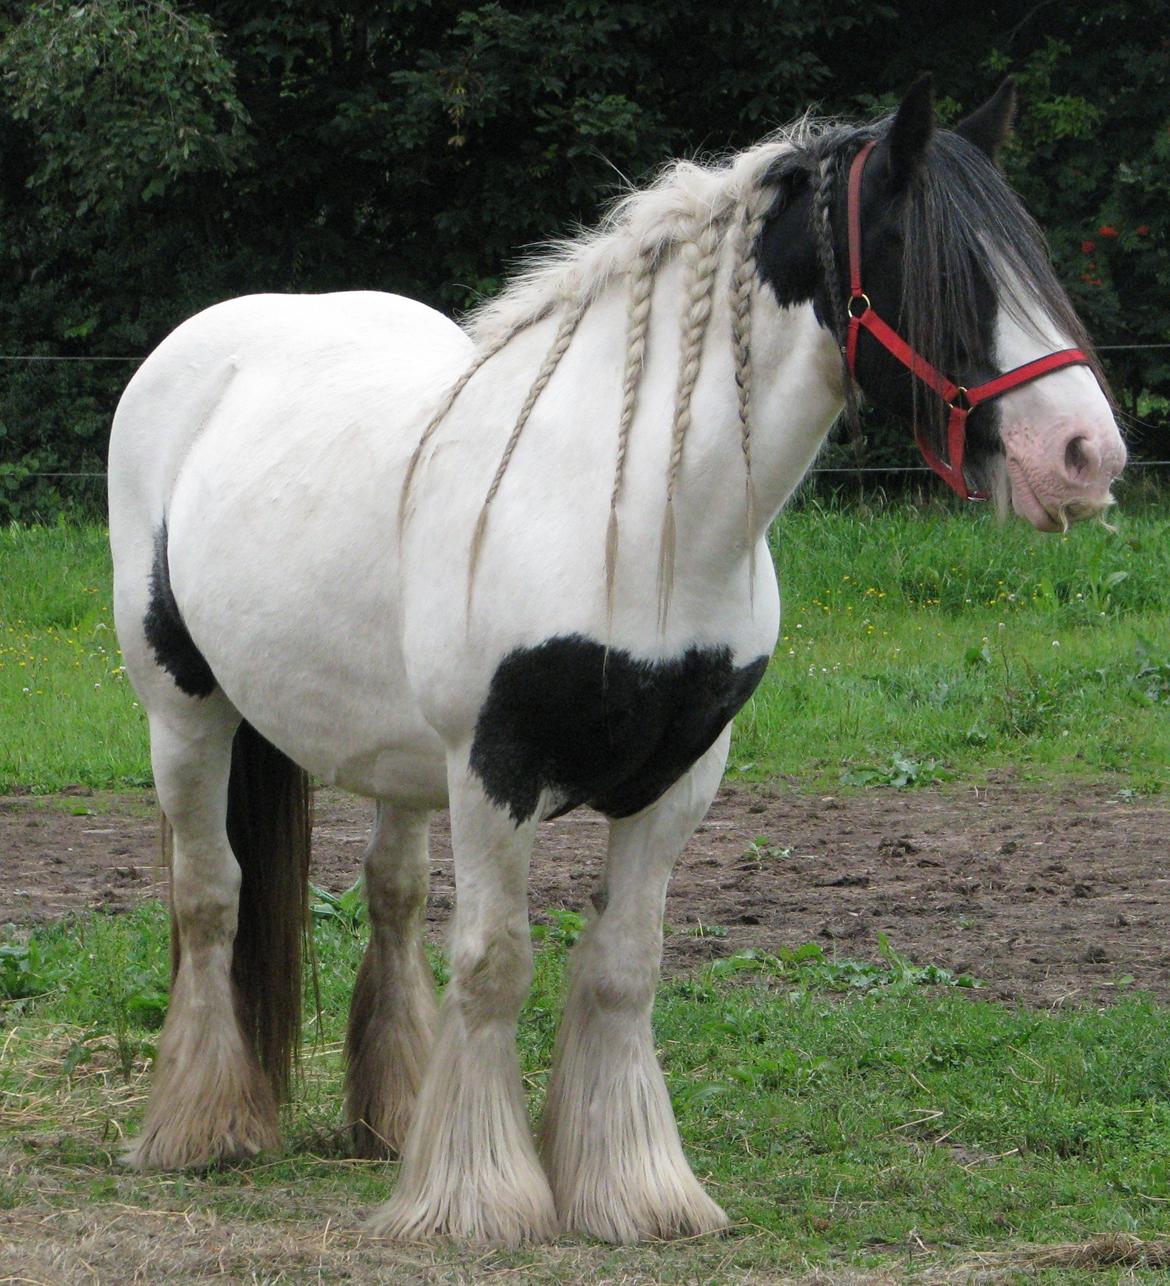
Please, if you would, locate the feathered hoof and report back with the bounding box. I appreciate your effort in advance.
[344,1050,421,1159]
[347,1115,404,1161]
[364,1179,559,1248]
[557,1179,729,1245]
[123,1108,278,1171]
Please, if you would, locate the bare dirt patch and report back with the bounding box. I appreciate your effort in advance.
[2,780,1167,1007]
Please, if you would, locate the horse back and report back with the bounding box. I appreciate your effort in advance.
[109,292,469,520]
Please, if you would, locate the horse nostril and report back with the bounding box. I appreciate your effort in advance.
[1063,435,1091,478]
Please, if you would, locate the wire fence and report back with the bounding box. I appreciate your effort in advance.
[15,461,1170,484]
[2,342,1169,364]
[3,346,1166,501]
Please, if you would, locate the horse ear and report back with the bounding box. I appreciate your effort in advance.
[956,77,1017,163]
[884,74,935,190]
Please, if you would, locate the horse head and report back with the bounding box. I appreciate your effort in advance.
[758,76,1126,529]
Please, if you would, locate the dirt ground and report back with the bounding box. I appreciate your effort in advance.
[2,778,1167,1007]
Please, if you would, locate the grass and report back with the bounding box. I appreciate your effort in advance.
[737,498,1170,790]
[2,907,1170,1279]
[0,522,149,791]
[2,499,1169,795]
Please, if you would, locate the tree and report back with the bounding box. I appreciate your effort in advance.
[0,1,1164,517]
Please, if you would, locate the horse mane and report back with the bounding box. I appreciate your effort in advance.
[465,119,824,348]
[402,111,1102,628]
[881,129,1106,449]
[422,117,848,625]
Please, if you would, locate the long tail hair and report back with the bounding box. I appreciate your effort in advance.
[164,720,312,1102]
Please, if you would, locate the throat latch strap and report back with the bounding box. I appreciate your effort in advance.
[844,139,1091,501]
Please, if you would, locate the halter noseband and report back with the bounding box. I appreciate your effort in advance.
[844,139,1091,501]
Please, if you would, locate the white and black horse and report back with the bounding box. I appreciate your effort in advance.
[108,78,1125,1245]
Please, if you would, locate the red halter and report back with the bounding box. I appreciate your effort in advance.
[844,139,1091,501]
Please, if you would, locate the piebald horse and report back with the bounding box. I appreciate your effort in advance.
[108,78,1125,1245]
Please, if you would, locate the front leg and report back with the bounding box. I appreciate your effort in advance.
[366,756,557,1246]
[541,729,732,1242]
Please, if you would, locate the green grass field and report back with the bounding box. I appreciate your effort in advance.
[2,499,1169,794]
[3,905,1170,1279]
[2,503,1169,1279]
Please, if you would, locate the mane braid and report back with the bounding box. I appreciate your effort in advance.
[605,240,656,630]
[657,213,723,634]
[729,206,766,605]
[397,308,549,539]
[467,293,590,608]
[810,154,862,435]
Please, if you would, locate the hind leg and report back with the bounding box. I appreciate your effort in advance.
[125,693,279,1169]
[541,729,732,1242]
[345,802,437,1157]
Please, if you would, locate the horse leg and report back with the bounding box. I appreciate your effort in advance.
[366,757,557,1245]
[345,802,437,1156]
[126,697,280,1168]
[541,728,732,1242]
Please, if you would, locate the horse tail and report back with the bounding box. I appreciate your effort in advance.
[167,720,312,1103]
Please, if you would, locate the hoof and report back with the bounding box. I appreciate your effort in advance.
[558,1181,728,1244]
[123,1109,278,1170]
[365,1184,559,1248]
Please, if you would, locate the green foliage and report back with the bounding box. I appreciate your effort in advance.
[705,937,979,993]
[0,938,55,1000]
[309,878,366,934]
[530,907,585,949]
[5,902,1170,1275]
[985,13,1170,450]
[1131,638,1170,706]
[839,750,954,788]
[0,1,1165,517]
[0,0,249,217]
[0,904,168,1079]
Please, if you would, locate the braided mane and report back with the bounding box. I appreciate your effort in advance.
[464,125,816,348]
[406,104,1101,625]
[404,116,864,622]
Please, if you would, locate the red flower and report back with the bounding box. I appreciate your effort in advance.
[1136,224,1150,236]
[1080,272,1094,282]
[1099,225,1119,238]
[1081,240,1096,253]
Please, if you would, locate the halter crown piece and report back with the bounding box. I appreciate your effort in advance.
[844,140,1092,501]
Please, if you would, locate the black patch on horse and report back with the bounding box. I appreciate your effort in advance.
[144,521,216,698]
[469,635,768,823]
[754,168,822,313]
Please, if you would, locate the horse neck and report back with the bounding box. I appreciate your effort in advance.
[619,253,845,564]
[463,243,846,629]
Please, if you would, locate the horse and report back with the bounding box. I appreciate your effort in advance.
[107,76,1126,1246]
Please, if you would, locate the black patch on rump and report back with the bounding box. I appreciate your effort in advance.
[143,521,216,698]
[469,635,768,823]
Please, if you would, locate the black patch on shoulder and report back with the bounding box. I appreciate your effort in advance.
[755,168,823,314]
[469,635,768,824]
[143,521,216,698]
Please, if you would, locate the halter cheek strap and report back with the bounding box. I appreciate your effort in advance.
[844,139,1092,502]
